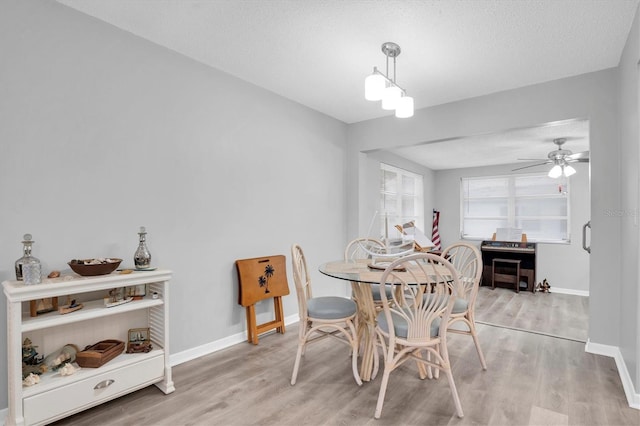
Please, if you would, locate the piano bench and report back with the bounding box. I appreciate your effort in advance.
[492,258,521,293]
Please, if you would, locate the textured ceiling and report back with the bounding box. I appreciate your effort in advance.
[55,0,636,169]
[388,118,589,170]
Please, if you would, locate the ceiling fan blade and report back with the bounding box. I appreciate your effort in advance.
[566,150,589,161]
[517,158,548,161]
[512,162,550,171]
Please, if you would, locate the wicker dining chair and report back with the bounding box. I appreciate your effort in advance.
[344,237,391,307]
[290,244,362,386]
[441,242,487,370]
[374,252,464,419]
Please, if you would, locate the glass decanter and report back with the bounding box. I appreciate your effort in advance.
[15,234,41,285]
[134,226,152,269]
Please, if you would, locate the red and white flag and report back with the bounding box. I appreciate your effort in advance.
[432,210,442,250]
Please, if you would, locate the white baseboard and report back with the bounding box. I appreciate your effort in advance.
[585,339,640,409]
[170,314,299,366]
[550,287,589,297]
[1,407,7,426]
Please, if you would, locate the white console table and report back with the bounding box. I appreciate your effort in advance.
[3,269,175,426]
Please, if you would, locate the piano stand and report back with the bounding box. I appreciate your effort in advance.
[492,258,521,293]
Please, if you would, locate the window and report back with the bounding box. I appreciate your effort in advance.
[380,164,424,237]
[461,173,569,242]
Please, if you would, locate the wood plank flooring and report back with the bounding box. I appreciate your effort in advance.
[475,286,589,342]
[51,314,637,425]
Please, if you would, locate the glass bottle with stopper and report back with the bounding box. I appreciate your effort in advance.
[15,234,42,285]
[134,226,152,270]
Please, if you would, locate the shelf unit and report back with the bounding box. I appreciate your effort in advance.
[3,270,175,426]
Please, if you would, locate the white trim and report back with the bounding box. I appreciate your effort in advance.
[550,287,589,297]
[585,340,640,409]
[169,314,299,366]
[0,407,7,426]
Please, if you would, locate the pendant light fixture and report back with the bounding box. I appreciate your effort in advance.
[364,42,414,118]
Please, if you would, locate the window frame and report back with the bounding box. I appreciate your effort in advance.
[460,172,570,243]
[380,163,425,238]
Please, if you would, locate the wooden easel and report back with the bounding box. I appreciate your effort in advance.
[236,255,289,345]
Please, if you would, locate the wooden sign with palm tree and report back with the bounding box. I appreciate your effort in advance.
[236,255,290,344]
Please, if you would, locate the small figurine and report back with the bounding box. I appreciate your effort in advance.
[22,338,42,366]
[58,296,83,315]
[537,279,551,293]
[22,338,46,378]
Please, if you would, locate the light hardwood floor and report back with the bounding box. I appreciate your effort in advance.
[475,286,589,342]
[52,309,637,425]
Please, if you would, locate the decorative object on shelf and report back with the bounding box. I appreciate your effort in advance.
[76,340,125,368]
[22,338,43,366]
[48,270,61,278]
[104,287,133,307]
[59,363,80,376]
[15,233,42,284]
[30,296,59,317]
[125,284,146,300]
[134,226,152,270]
[127,327,152,353]
[22,373,40,387]
[364,42,414,118]
[68,258,122,276]
[58,296,83,314]
[22,338,45,378]
[42,343,79,372]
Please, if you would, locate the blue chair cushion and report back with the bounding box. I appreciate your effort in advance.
[377,309,441,338]
[371,284,394,301]
[307,296,357,319]
[423,294,469,314]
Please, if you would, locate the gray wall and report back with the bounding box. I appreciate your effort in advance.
[0,0,349,411]
[434,162,590,293]
[618,0,640,395]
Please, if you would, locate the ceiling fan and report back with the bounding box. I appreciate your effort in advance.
[513,137,589,177]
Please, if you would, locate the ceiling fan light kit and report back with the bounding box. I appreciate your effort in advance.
[564,164,576,176]
[365,42,414,118]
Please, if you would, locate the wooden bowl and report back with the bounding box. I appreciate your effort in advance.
[68,258,122,276]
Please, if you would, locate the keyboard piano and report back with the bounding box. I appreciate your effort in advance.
[480,240,537,292]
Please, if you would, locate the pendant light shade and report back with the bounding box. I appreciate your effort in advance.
[395,96,414,118]
[381,85,402,110]
[365,71,385,101]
